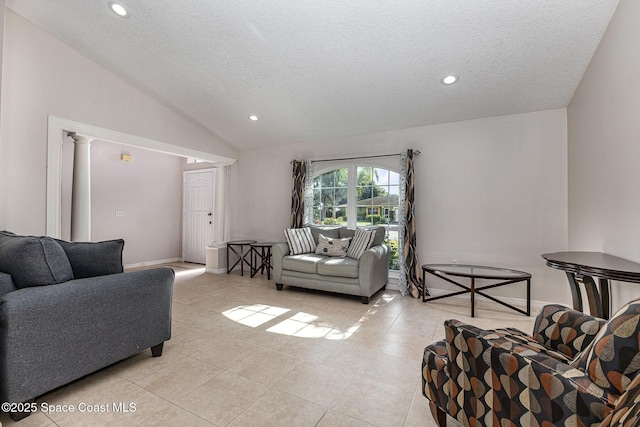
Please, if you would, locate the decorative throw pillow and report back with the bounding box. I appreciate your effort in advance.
[583,299,640,395]
[284,227,316,255]
[55,239,124,279]
[0,231,74,288]
[315,234,351,257]
[347,228,377,260]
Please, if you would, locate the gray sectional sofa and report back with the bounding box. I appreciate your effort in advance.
[273,225,390,304]
[0,231,173,421]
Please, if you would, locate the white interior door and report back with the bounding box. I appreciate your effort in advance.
[183,170,214,264]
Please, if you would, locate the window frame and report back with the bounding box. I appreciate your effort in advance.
[312,161,401,272]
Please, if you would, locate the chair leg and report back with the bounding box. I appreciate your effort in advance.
[151,342,164,357]
[276,283,283,290]
[361,296,370,304]
[436,407,447,427]
[429,402,447,427]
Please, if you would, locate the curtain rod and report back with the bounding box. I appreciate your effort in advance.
[290,150,420,164]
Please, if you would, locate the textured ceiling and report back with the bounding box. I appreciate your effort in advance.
[8,0,620,151]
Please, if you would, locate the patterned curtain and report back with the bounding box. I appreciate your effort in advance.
[398,149,423,298]
[290,160,306,228]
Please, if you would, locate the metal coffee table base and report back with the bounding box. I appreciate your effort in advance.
[422,264,531,318]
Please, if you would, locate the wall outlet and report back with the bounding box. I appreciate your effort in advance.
[451,258,458,265]
[115,210,125,217]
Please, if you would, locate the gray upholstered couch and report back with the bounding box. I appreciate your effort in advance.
[273,225,390,304]
[0,231,173,421]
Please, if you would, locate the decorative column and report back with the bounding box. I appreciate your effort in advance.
[206,166,228,273]
[68,132,92,242]
[213,166,227,243]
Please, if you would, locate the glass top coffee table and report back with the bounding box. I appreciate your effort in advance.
[422,264,531,317]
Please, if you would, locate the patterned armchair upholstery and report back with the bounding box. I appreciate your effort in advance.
[422,299,640,427]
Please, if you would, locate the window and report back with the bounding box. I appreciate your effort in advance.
[313,166,400,270]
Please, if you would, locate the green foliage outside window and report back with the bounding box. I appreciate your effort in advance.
[386,238,399,270]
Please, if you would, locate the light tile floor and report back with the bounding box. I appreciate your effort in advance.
[1,263,536,427]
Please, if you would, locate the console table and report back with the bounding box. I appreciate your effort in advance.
[541,252,640,319]
[422,264,531,317]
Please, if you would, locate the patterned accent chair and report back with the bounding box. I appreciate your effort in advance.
[422,300,640,427]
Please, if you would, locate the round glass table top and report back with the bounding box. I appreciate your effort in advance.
[422,264,531,279]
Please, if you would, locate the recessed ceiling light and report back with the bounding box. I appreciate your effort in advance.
[108,2,129,18]
[441,75,458,85]
[248,115,259,122]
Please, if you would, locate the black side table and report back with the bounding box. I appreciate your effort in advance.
[227,240,256,276]
[250,242,276,280]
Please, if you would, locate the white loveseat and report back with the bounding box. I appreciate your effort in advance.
[272,225,390,304]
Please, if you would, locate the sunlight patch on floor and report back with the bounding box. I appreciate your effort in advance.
[221,299,411,340]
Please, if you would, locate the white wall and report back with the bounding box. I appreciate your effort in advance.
[235,109,569,305]
[61,139,182,265]
[568,0,640,310]
[0,9,236,235]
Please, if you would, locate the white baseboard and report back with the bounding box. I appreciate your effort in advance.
[124,258,181,269]
[205,267,227,274]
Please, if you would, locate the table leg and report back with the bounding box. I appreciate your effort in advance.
[599,278,611,319]
[250,246,257,278]
[582,275,604,318]
[526,278,531,316]
[470,277,475,318]
[241,245,253,276]
[266,247,272,280]
[565,272,584,312]
[227,245,242,274]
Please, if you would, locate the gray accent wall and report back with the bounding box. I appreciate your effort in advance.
[568,0,640,311]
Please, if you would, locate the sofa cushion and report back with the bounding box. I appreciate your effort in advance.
[340,226,386,246]
[282,253,327,274]
[315,234,351,257]
[55,239,124,279]
[284,227,316,255]
[0,231,74,288]
[584,299,640,395]
[307,225,341,245]
[317,257,359,278]
[347,228,377,260]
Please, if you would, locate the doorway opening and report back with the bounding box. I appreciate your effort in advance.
[47,116,236,267]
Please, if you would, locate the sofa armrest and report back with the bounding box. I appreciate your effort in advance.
[0,268,174,403]
[272,242,290,283]
[532,304,606,360]
[444,319,615,426]
[358,243,390,294]
[0,272,16,297]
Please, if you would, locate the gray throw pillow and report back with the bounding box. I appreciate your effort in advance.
[284,227,317,255]
[0,231,74,288]
[315,234,351,257]
[346,228,377,260]
[55,239,124,279]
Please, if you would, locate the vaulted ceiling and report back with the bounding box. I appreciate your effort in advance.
[8,0,620,151]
